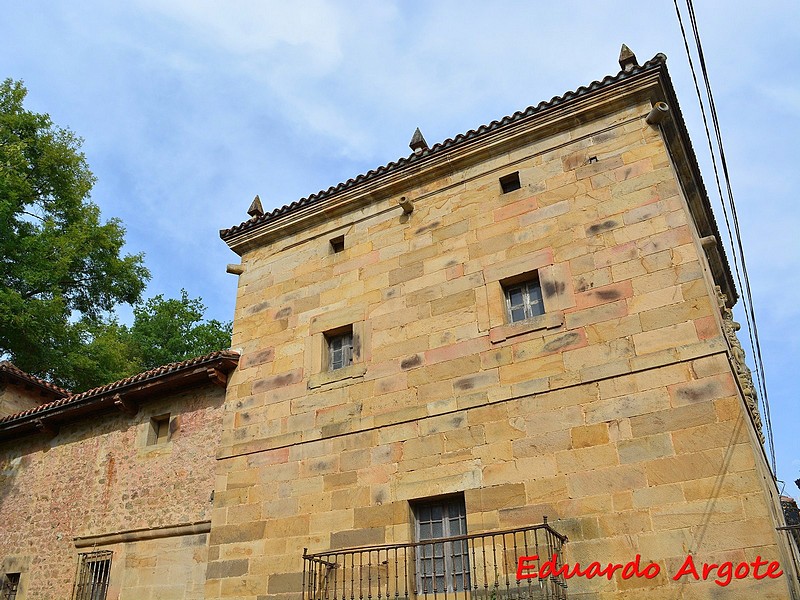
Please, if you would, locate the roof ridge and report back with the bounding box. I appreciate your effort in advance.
[220,53,668,240]
[0,349,240,425]
[0,361,71,397]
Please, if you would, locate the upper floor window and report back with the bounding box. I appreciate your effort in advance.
[330,235,345,254]
[499,171,521,193]
[326,327,353,371]
[503,275,544,323]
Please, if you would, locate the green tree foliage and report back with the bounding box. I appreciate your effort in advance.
[129,290,233,371]
[0,78,149,384]
[0,79,232,391]
[57,318,143,392]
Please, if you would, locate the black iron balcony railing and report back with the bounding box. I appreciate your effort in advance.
[303,520,568,600]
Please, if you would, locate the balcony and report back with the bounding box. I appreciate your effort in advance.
[303,520,568,600]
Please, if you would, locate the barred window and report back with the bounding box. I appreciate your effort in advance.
[1,573,20,600]
[73,551,112,600]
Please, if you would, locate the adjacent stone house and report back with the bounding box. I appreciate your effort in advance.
[213,48,799,599]
[0,362,69,419]
[0,351,239,600]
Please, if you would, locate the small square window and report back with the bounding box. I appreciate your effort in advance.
[330,235,345,254]
[326,328,353,371]
[1,573,20,600]
[147,414,171,446]
[499,171,521,193]
[503,275,545,323]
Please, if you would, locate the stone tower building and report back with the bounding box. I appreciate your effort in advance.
[213,48,798,599]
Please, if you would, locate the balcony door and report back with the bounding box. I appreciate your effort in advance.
[413,496,471,595]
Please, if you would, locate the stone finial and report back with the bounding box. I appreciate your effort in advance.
[247,195,264,218]
[619,44,639,72]
[409,128,429,155]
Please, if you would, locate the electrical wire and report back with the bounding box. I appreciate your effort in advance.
[672,0,777,473]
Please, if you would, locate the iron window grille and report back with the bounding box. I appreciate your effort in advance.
[504,277,545,323]
[1,573,19,600]
[327,330,354,371]
[73,551,112,600]
[414,497,470,594]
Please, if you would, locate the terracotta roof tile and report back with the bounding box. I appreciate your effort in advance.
[0,361,71,398]
[0,350,240,426]
[220,54,668,240]
[218,51,735,304]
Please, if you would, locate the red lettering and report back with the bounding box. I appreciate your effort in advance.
[766,561,783,578]
[714,562,733,587]
[516,556,539,580]
[672,554,700,581]
[584,562,603,579]
[539,554,564,579]
[538,561,551,578]
[621,555,646,580]
[568,563,586,578]
[621,561,635,579]
[701,562,719,580]
[599,563,624,580]
[734,562,750,579]
[751,555,770,580]
[643,562,661,579]
[525,553,782,584]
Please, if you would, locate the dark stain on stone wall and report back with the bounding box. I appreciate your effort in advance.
[400,354,422,370]
[587,220,618,236]
[543,280,565,298]
[415,221,441,235]
[542,332,581,353]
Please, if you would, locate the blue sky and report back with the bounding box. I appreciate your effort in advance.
[3,2,799,490]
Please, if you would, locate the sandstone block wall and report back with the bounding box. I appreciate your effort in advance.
[0,386,225,600]
[116,533,210,600]
[211,101,792,599]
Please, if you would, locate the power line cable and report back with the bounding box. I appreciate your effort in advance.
[683,0,775,471]
[672,0,776,472]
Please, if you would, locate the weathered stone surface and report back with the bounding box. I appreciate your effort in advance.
[0,386,226,600]
[195,69,793,600]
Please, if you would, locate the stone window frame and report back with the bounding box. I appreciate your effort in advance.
[2,556,30,600]
[146,413,172,446]
[138,411,178,454]
[307,305,369,389]
[499,171,522,194]
[480,252,573,344]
